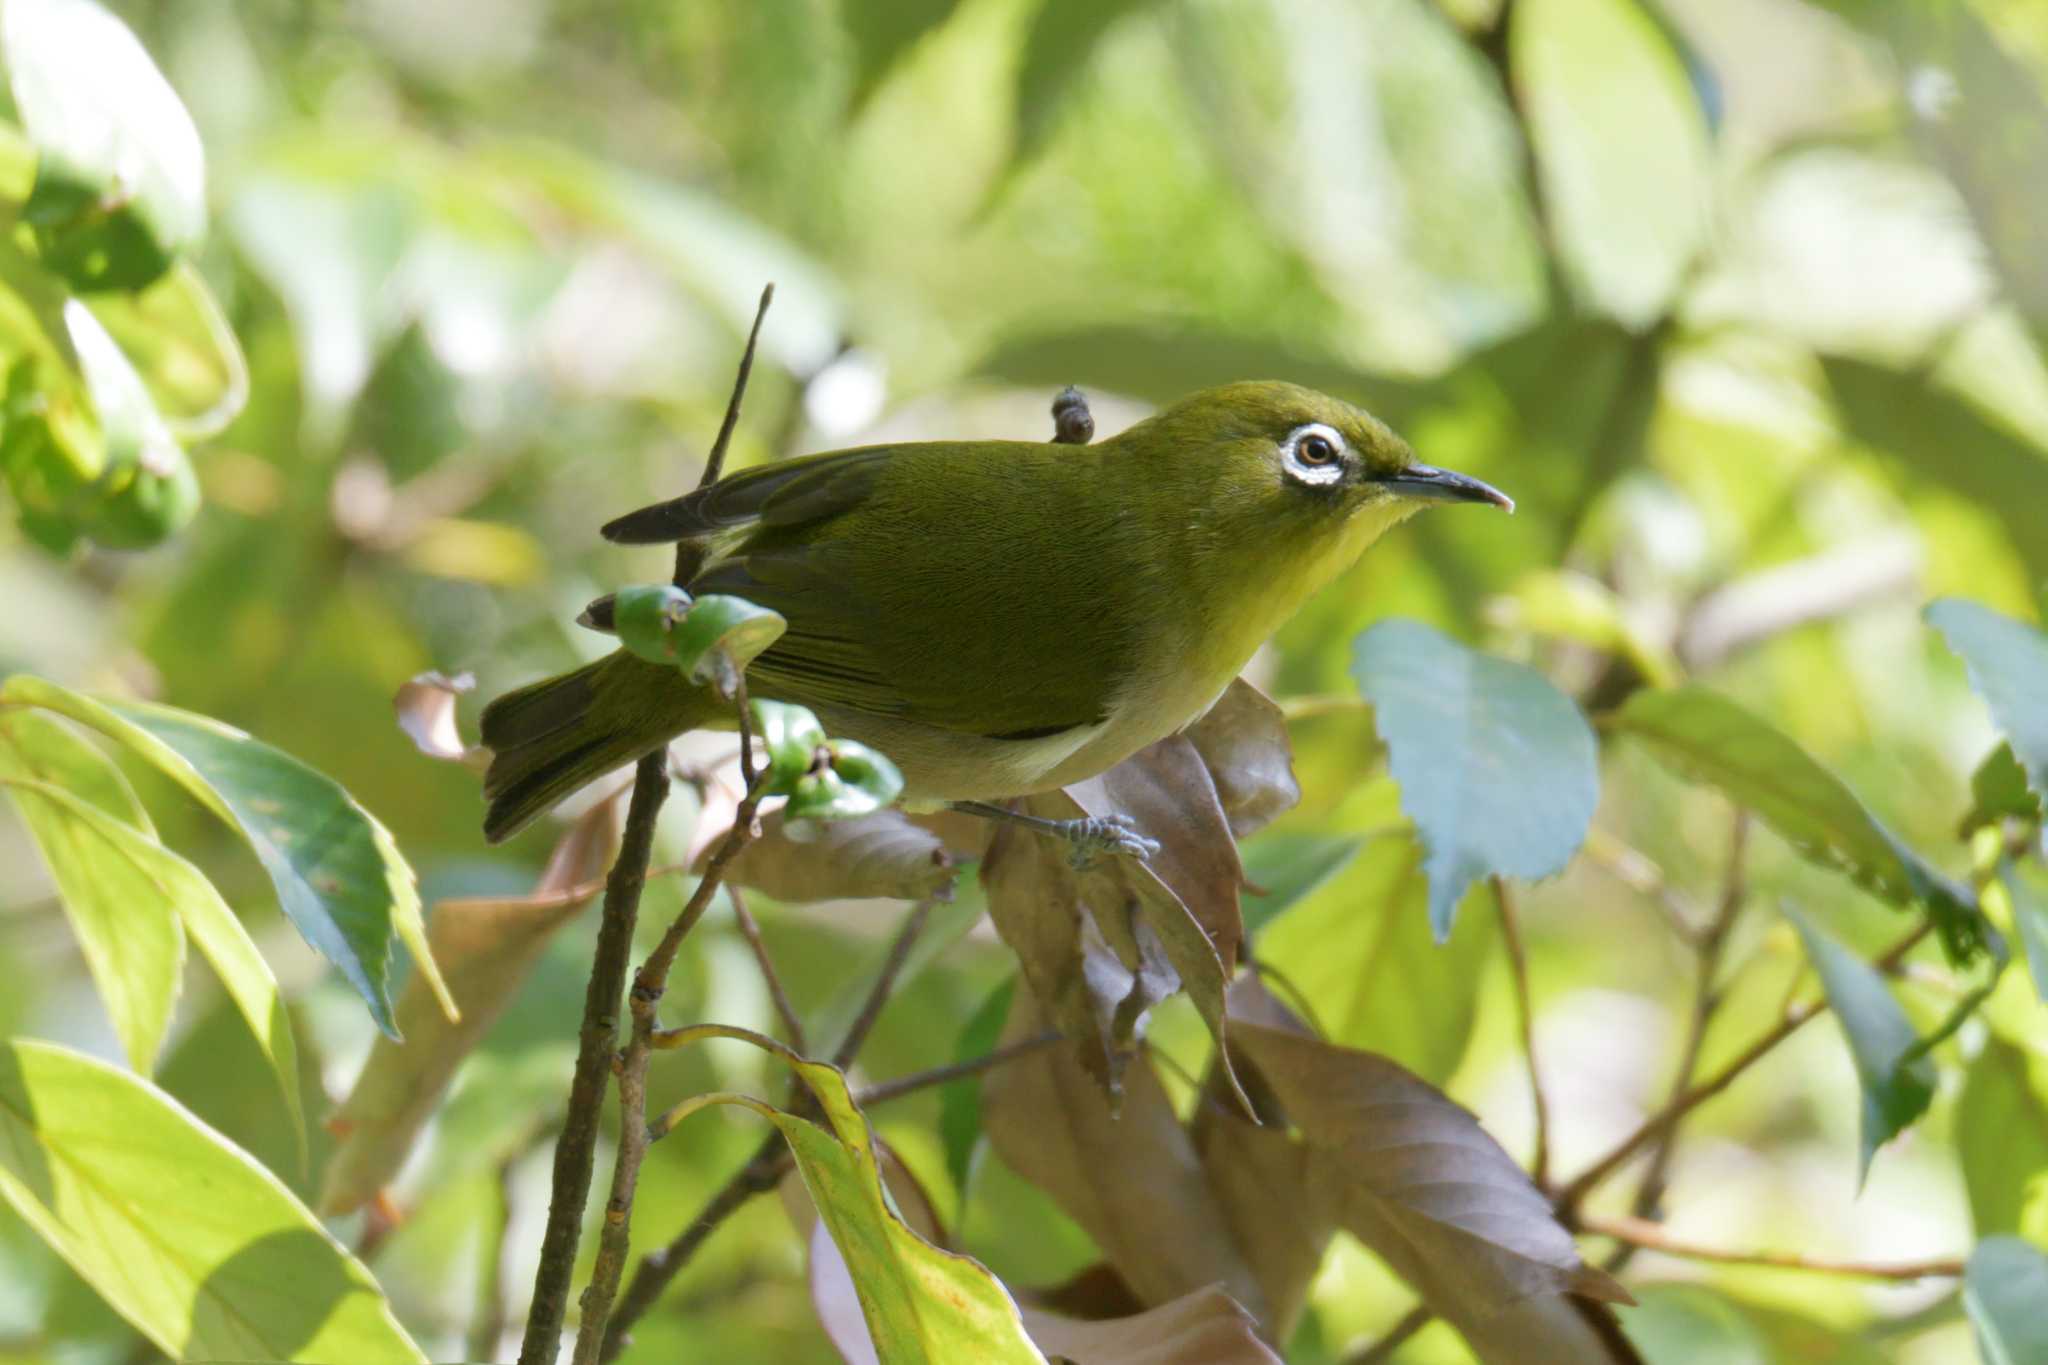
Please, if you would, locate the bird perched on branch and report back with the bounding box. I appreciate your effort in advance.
[480,381,1510,852]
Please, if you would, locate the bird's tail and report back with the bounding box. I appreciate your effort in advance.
[480,650,717,843]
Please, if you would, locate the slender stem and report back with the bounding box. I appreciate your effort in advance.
[1580,826,1706,946]
[1583,1213,1964,1280]
[1557,920,1931,1218]
[854,1032,1063,1108]
[517,753,669,1365]
[467,1151,520,1365]
[1617,813,1747,1257]
[1493,876,1551,1189]
[728,884,808,1053]
[1346,1306,1434,1365]
[832,896,938,1067]
[674,283,772,587]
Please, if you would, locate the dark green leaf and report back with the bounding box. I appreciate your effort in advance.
[1928,599,2048,814]
[669,593,787,696]
[2,0,206,290]
[940,977,1014,1201]
[1618,1284,1770,1365]
[844,0,961,109]
[1012,0,1161,167]
[1352,619,1597,938]
[1823,357,2048,583]
[1786,908,1935,1177]
[62,299,198,548]
[1962,743,2040,837]
[1967,1237,2048,1365]
[1239,832,1362,937]
[1956,1038,2048,1240]
[612,583,694,667]
[0,676,451,1036]
[1614,685,1988,962]
[0,1039,422,1363]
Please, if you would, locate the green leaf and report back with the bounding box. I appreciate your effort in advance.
[1928,599,2048,814]
[669,593,788,695]
[1351,619,1598,938]
[2004,861,2048,1005]
[612,583,694,667]
[1511,0,1712,325]
[83,262,249,441]
[1785,908,1935,1177]
[1618,1284,1771,1365]
[1957,1038,2048,1240]
[1,0,206,290]
[62,299,198,548]
[1613,685,1989,962]
[0,676,452,1037]
[786,738,904,823]
[940,977,1014,1202]
[1012,0,1161,167]
[0,719,180,1072]
[750,698,829,792]
[1962,743,2040,838]
[1239,832,1362,937]
[0,1039,422,1363]
[1823,357,2048,583]
[1967,1237,2048,1365]
[844,0,961,109]
[654,1025,1045,1364]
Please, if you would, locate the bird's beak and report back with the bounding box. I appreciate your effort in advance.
[1377,463,1515,513]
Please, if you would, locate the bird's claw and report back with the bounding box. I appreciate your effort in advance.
[1065,813,1160,870]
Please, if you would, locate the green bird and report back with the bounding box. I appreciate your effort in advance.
[480,381,1510,849]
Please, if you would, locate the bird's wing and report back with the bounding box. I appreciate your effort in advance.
[601,447,893,543]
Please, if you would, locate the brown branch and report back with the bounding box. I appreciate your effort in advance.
[516,752,670,1365]
[832,896,938,1067]
[1583,1213,1965,1280]
[1615,812,1747,1263]
[1345,1305,1434,1365]
[674,283,772,586]
[1558,919,1932,1218]
[519,284,774,1365]
[728,884,808,1053]
[1493,876,1551,1190]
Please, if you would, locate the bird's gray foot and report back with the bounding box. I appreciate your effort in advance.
[949,801,1159,869]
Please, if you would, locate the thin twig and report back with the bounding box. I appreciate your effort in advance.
[1584,1213,1965,1280]
[1580,827,1705,946]
[1345,1305,1434,1364]
[1493,876,1551,1190]
[831,896,938,1067]
[728,884,808,1053]
[517,752,669,1365]
[854,1031,1064,1107]
[675,282,772,587]
[1614,812,1747,1266]
[1557,919,1932,1218]
[467,1149,521,1365]
[571,697,767,1365]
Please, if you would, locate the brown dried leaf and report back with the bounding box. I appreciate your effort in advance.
[318,796,618,1213]
[1183,679,1300,839]
[1227,1020,1630,1353]
[705,808,959,903]
[392,670,488,771]
[1021,1287,1283,1365]
[981,995,1267,1320]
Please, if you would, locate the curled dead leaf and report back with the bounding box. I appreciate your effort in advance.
[1183,679,1300,840]
[392,670,489,771]
[705,808,958,903]
[1020,1286,1284,1365]
[318,795,619,1213]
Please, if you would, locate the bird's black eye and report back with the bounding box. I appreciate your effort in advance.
[1297,433,1338,465]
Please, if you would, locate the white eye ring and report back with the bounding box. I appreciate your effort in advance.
[1281,423,1347,486]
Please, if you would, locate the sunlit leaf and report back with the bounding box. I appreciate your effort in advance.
[0,676,453,1036]
[1962,743,2040,838]
[1,0,205,290]
[1786,908,1935,1177]
[655,1025,1044,1363]
[1238,831,1362,937]
[844,0,962,109]
[1967,1237,2048,1365]
[1012,0,1162,167]
[1352,619,1597,938]
[940,977,1013,1203]
[83,262,248,441]
[981,997,1268,1318]
[0,1039,423,1363]
[1957,1037,2048,1240]
[1824,357,2048,582]
[0,720,180,1072]
[1614,685,1988,962]
[1512,0,1711,325]
[320,797,616,1214]
[1928,598,2048,812]
[710,808,956,904]
[62,300,198,548]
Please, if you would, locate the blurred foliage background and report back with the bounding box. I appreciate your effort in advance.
[3,0,2048,1361]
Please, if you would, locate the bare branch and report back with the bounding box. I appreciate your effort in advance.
[854,1031,1063,1108]
[1494,876,1551,1190]
[1345,1305,1433,1365]
[1584,1213,1963,1280]
[728,884,808,1054]
[831,896,938,1068]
